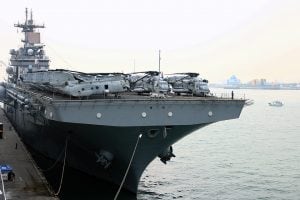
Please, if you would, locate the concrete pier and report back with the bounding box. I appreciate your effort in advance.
[0,108,58,200]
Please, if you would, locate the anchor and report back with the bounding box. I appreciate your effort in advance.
[95,150,114,169]
[158,146,176,164]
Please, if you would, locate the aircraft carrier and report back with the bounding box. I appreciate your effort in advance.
[0,9,245,195]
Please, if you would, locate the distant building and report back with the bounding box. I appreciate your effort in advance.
[227,75,241,85]
[248,79,266,86]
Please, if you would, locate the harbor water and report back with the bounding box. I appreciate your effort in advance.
[35,89,300,200]
[138,89,300,200]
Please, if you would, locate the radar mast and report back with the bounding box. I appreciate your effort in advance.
[9,8,49,84]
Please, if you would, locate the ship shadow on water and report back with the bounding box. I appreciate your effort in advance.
[30,149,137,200]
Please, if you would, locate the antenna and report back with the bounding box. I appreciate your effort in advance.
[25,8,28,24]
[158,50,161,73]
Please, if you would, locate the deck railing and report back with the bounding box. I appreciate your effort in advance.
[209,92,246,100]
[42,92,246,103]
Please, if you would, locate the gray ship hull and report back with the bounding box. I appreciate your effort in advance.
[3,96,244,193]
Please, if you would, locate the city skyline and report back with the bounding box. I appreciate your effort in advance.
[221,75,299,84]
[0,0,300,83]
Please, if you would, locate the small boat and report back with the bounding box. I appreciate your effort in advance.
[268,100,283,107]
[244,99,254,106]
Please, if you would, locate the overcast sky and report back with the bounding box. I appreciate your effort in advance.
[0,0,299,83]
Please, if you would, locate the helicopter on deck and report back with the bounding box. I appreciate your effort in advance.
[164,72,209,97]
[127,71,170,94]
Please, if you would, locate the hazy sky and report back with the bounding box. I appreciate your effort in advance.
[0,0,299,83]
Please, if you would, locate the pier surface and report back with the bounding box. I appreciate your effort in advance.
[0,109,58,200]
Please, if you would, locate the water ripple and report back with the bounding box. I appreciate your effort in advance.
[139,90,300,200]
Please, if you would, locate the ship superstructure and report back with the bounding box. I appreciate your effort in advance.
[0,9,245,195]
[7,8,49,84]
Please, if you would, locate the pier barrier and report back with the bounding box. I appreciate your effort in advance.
[0,123,3,139]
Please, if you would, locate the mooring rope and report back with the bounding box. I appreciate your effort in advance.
[41,145,66,172]
[54,136,69,196]
[0,169,7,200]
[113,134,142,200]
